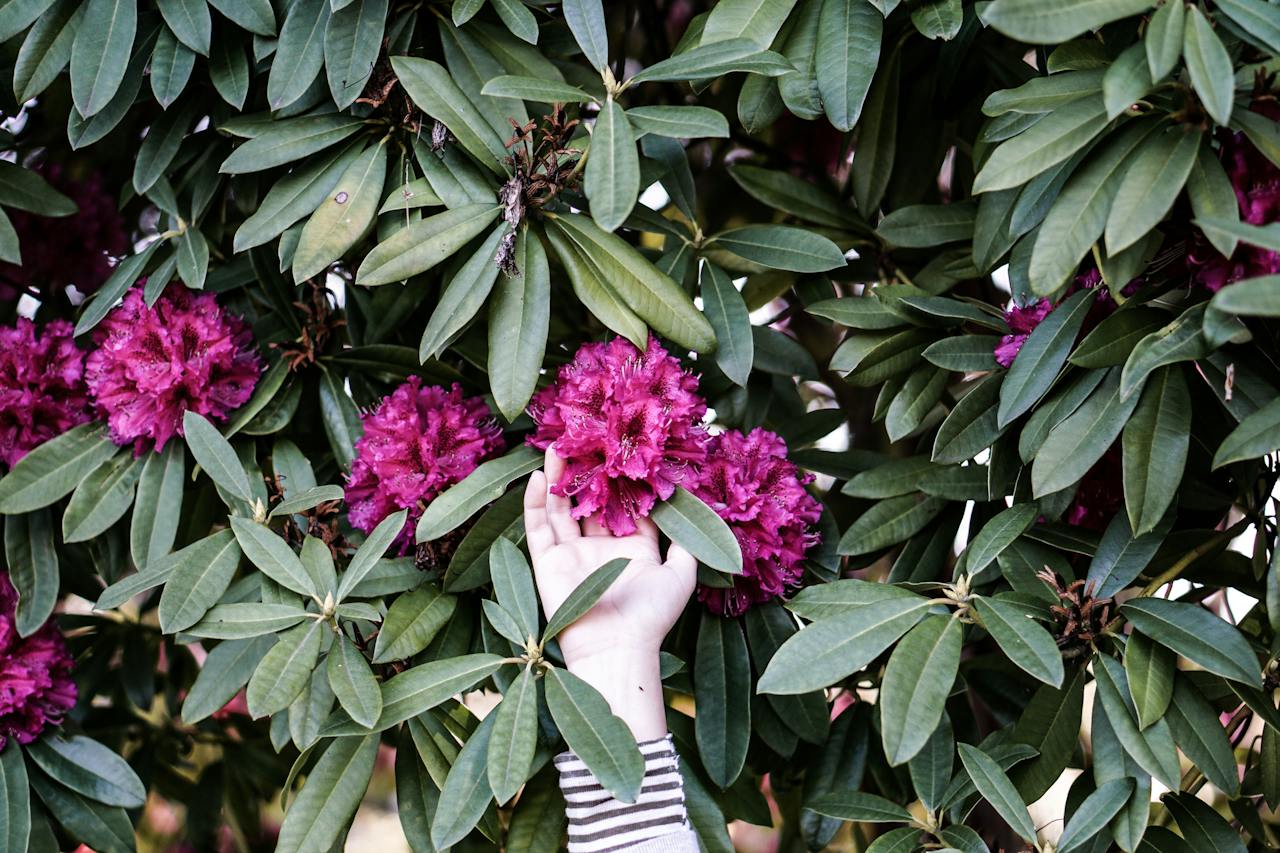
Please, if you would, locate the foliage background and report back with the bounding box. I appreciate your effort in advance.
[2,0,1280,851]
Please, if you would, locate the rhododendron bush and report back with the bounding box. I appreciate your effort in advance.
[4,0,1280,850]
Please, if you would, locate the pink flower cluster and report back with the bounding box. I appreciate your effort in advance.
[528,336,709,536]
[994,268,1136,368]
[86,285,261,452]
[527,336,823,614]
[0,571,77,750]
[0,319,92,468]
[690,428,823,617]
[0,164,128,303]
[1188,102,1280,291]
[345,378,506,552]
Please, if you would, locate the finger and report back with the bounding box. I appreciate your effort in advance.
[543,446,580,542]
[663,542,698,595]
[582,514,610,537]
[633,516,659,543]
[523,470,556,559]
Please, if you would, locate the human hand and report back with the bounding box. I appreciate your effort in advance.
[523,446,696,739]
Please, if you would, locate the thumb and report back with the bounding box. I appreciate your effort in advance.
[664,542,698,594]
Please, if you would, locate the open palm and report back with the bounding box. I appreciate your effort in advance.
[523,447,696,666]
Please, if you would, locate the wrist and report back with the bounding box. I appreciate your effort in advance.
[560,644,668,742]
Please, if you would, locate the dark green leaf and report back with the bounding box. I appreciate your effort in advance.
[276,734,379,853]
[695,613,752,787]
[651,486,743,574]
[545,667,644,802]
[972,596,1064,687]
[880,615,961,765]
[1121,597,1260,685]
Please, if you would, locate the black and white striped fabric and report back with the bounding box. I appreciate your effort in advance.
[555,735,699,853]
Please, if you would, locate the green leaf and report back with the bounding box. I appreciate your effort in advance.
[230,518,319,599]
[786,578,928,621]
[982,70,1106,116]
[373,585,458,663]
[156,0,208,54]
[851,50,899,215]
[933,373,1006,463]
[176,227,208,290]
[584,98,639,232]
[1145,0,1184,80]
[1103,43,1152,120]
[651,486,743,574]
[1122,366,1189,534]
[1057,777,1134,853]
[627,105,730,139]
[182,410,254,503]
[814,0,881,130]
[974,96,1109,194]
[317,365,361,469]
[1010,669,1085,802]
[1105,128,1200,253]
[327,633,382,729]
[964,504,1039,577]
[629,37,795,84]
[880,615,962,765]
[878,202,975,248]
[1119,303,1211,400]
[489,537,539,642]
[806,791,913,822]
[480,74,592,103]
[234,143,364,252]
[972,596,1064,687]
[886,366,947,442]
[487,667,538,803]
[909,716,954,812]
[1211,274,1280,317]
[0,423,116,513]
[0,0,57,42]
[293,139,388,282]
[391,56,510,174]
[185,603,309,639]
[544,221,648,348]
[1162,792,1247,853]
[702,0,796,46]
[983,0,1152,43]
[542,558,630,642]
[207,25,247,107]
[324,0,387,108]
[563,0,607,69]
[418,224,507,361]
[1216,0,1280,55]
[1121,597,1260,686]
[1213,395,1280,468]
[357,203,500,285]
[549,213,717,352]
[1093,656,1190,790]
[337,508,408,601]
[695,613,752,787]
[14,0,83,104]
[838,494,946,555]
[158,529,242,633]
[26,735,145,808]
[491,0,537,42]
[1124,630,1174,730]
[28,771,135,853]
[956,743,1037,843]
[758,596,931,694]
[269,485,345,519]
[62,452,141,542]
[1029,120,1159,294]
[998,289,1093,427]
[912,0,961,39]
[70,0,135,117]
[713,224,846,272]
[370,653,506,731]
[728,165,853,229]
[183,636,275,724]
[1031,368,1141,497]
[4,509,58,637]
[1183,5,1236,126]
[267,0,329,109]
[276,734,379,853]
[545,667,644,802]
[0,740,30,853]
[219,116,364,174]
[416,445,541,542]
[249,621,323,719]
[700,262,753,388]
[207,0,273,34]
[1164,676,1240,796]
[431,714,498,849]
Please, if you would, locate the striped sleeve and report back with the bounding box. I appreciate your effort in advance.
[555,735,699,853]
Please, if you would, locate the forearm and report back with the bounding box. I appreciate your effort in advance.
[561,646,668,741]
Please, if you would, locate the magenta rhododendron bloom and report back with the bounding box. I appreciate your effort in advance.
[528,336,708,536]
[0,163,128,303]
[690,428,822,617]
[1189,103,1280,291]
[994,299,1053,368]
[85,285,261,452]
[0,572,77,750]
[345,378,505,552]
[0,319,93,468]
